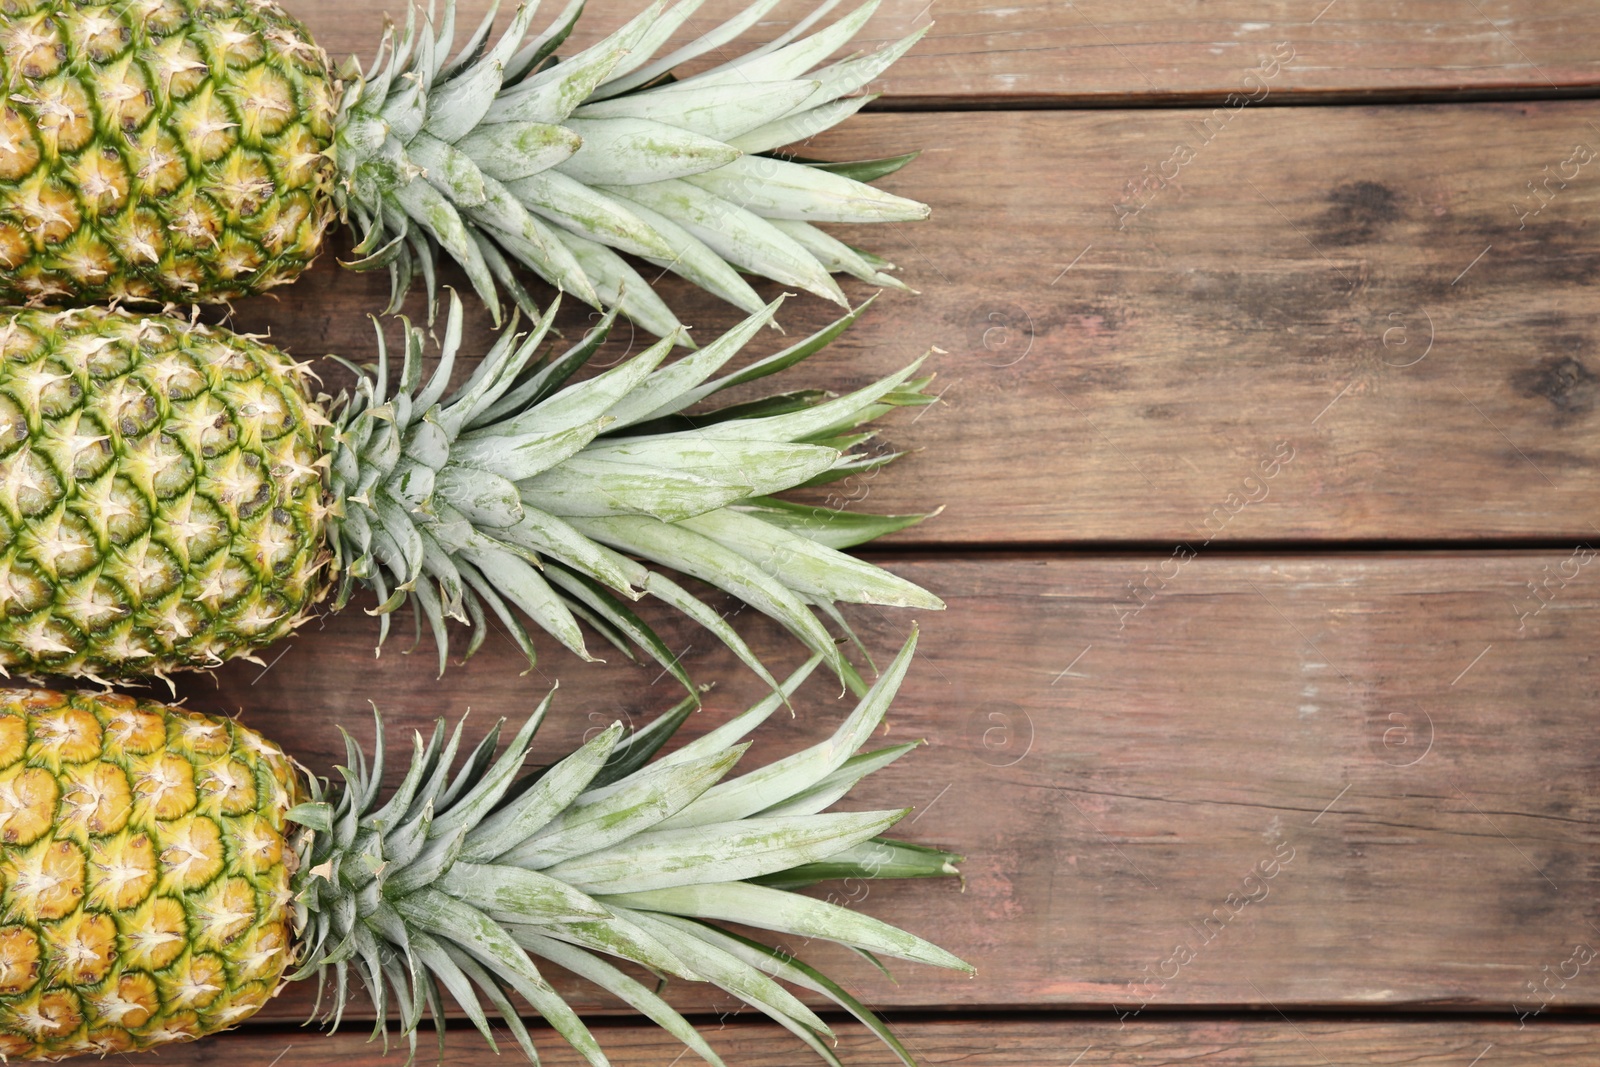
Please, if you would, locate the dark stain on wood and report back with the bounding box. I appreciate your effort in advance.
[1315,180,1402,245]
[1512,354,1598,424]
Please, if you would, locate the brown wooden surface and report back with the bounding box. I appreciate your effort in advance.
[237,102,1600,545]
[140,1017,1600,1067]
[142,1017,1600,1065]
[298,1,1600,104]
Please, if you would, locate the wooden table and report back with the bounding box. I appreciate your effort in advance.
[163,2,1600,1063]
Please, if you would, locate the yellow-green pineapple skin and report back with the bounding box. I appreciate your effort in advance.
[0,687,300,1059]
[0,306,328,680]
[0,0,339,304]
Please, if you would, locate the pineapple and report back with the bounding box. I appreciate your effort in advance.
[0,0,930,337]
[0,686,298,1057]
[0,632,968,1062]
[0,295,942,688]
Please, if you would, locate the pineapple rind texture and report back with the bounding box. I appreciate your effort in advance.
[0,687,298,1060]
[0,0,339,305]
[0,306,329,681]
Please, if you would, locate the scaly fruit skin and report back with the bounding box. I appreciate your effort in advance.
[0,0,339,304]
[0,688,299,1060]
[0,306,327,680]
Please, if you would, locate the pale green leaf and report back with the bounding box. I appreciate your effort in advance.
[457,120,582,182]
[561,116,740,185]
[513,928,727,1067]
[461,724,623,863]
[606,179,846,304]
[603,879,971,970]
[438,861,613,923]
[613,908,832,1034]
[580,80,818,142]
[543,809,904,893]
[510,169,677,260]
[503,748,744,869]
[658,630,916,829]
[683,155,929,223]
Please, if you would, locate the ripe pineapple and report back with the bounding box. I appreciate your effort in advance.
[0,296,941,688]
[0,0,930,337]
[0,686,298,1057]
[0,632,968,1062]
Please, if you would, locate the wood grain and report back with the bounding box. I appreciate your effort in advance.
[291,1,1600,104]
[140,1017,1600,1065]
[229,103,1600,545]
[160,552,1600,1019]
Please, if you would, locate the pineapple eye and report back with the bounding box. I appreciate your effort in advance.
[113,540,181,602]
[0,107,40,183]
[63,412,114,481]
[0,222,28,269]
[79,339,132,380]
[0,715,24,767]
[0,392,24,455]
[34,365,77,417]
[140,435,195,500]
[29,510,97,579]
[0,925,39,996]
[114,389,159,439]
[19,75,95,155]
[1,15,64,82]
[166,493,227,563]
[103,476,152,545]
[73,13,130,64]
[234,481,270,520]
[0,321,44,362]
[141,0,190,36]
[4,447,59,517]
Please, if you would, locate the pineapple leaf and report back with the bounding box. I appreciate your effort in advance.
[288,631,961,1067]
[692,923,921,1067]
[437,861,613,923]
[800,150,924,184]
[589,692,701,789]
[461,723,623,863]
[543,809,908,894]
[614,908,834,1036]
[542,563,695,697]
[750,836,965,889]
[515,929,729,1067]
[604,880,971,971]
[320,288,938,698]
[589,0,786,99]
[759,743,924,818]
[503,746,746,868]
[733,497,932,550]
[730,93,875,155]
[660,630,917,830]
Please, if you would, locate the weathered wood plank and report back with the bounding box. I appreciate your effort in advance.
[293,1,1600,103]
[147,1017,1600,1065]
[178,553,1600,1019]
[231,103,1600,545]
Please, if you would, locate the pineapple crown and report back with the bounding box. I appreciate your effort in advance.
[322,289,942,696]
[329,0,930,336]
[285,629,970,1066]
